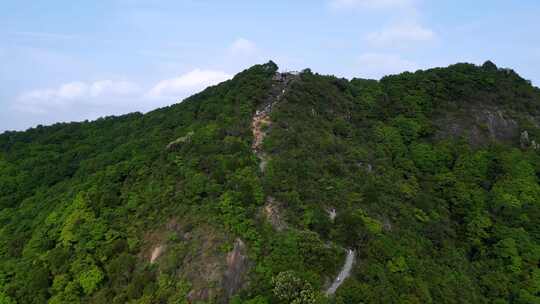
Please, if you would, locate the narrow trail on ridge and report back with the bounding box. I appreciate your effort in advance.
[251,72,296,172]
[250,73,356,296]
[251,72,296,231]
[326,249,355,295]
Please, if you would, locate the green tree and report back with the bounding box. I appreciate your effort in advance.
[271,271,317,304]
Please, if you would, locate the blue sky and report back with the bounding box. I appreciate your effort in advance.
[1,0,540,132]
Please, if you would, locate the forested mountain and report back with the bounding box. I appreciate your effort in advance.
[1,61,539,304]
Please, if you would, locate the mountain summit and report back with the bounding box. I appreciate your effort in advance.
[1,61,540,304]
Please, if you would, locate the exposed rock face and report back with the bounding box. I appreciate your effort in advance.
[479,109,519,142]
[520,130,540,150]
[166,131,194,151]
[150,245,165,264]
[521,130,530,148]
[327,208,337,222]
[252,110,272,172]
[263,197,287,231]
[252,113,272,153]
[144,218,181,263]
[144,220,235,303]
[222,239,249,299]
[187,289,210,303]
[184,231,228,303]
[434,107,520,146]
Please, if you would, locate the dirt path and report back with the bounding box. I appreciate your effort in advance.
[251,73,355,296]
[251,73,295,172]
[326,249,355,296]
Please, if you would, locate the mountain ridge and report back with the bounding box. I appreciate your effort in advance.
[1,61,539,304]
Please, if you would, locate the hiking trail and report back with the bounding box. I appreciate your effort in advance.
[251,72,355,296]
[251,72,296,172]
[326,249,356,296]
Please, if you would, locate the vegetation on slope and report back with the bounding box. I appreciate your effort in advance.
[0,61,539,304]
[263,63,540,303]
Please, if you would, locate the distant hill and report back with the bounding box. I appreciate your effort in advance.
[1,61,539,304]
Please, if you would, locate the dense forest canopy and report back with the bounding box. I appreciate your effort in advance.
[0,61,539,304]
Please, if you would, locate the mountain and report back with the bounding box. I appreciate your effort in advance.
[1,61,539,304]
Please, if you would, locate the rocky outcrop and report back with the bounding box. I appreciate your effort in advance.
[182,228,232,303]
[521,130,531,148]
[479,109,519,142]
[143,220,239,303]
[166,131,194,151]
[187,289,210,303]
[434,107,520,146]
[520,130,540,150]
[222,239,249,299]
[262,197,288,231]
[143,218,182,264]
[150,245,165,264]
[327,208,337,222]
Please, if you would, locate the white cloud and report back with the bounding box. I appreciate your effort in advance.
[229,38,257,56]
[366,22,435,47]
[147,69,232,99]
[357,53,418,79]
[15,70,233,116]
[330,0,413,9]
[89,80,139,98]
[57,82,87,99]
[16,80,140,114]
